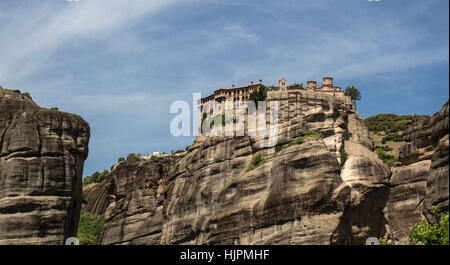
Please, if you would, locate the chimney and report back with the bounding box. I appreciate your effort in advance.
[323,77,333,87]
[250,81,254,85]
[232,84,235,88]
[307,80,317,90]
[259,79,262,84]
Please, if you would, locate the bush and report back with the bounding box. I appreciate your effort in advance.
[50,107,59,111]
[77,210,105,245]
[375,145,393,152]
[288,83,304,90]
[375,147,398,167]
[365,114,417,133]
[410,207,449,245]
[340,150,348,168]
[22,92,32,99]
[249,85,269,107]
[274,131,322,154]
[118,157,125,163]
[381,133,402,144]
[246,154,265,172]
[83,170,109,185]
[344,86,361,101]
[152,185,158,197]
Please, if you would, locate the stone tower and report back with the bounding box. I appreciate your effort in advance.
[279,78,287,91]
[307,80,317,90]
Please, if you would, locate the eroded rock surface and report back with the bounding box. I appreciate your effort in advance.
[0,91,90,245]
[84,93,448,245]
[384,100,449,243]
[89,91,394,245]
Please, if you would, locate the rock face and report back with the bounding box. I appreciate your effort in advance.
[0,91,90,245]
[88,90,396,245]
[84,154,179,245]
[384,100,449,244]
[84,92,448,245]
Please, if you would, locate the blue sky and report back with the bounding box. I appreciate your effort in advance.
[0,0,448,177]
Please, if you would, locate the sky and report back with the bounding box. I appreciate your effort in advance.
[0,0,448,177]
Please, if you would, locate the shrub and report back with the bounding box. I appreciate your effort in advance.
[246,154,265,172]
[77,210,105,245]
[365,114,418,133]
[152,185,158,197]
[344,86,361,101]
[249,85,269,107]
[410,207,449,245]
[304,130,323,140]
[381,133,402,144]
[288,83,304,90]
[375,145,393,152]
[150,155,160,162]
[340,150,349,168]
[50,107,59,111]
[274,131,322,154]
[118,157,125,163]
[375,147,398,167]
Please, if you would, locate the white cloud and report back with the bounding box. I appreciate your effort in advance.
[0,0,184,82]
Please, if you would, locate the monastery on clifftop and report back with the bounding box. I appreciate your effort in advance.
[198,77,349,117]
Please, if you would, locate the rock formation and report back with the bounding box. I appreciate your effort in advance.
[82,90,448,245]
[384,100,449,244]
[0,90,90,244]
[86,90,399,245]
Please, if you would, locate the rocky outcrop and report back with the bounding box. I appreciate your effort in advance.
[384,100,449,243]
[88,91,393,245]
[83,91,448,245]
[0,91,90,245]
[84,154,179,245]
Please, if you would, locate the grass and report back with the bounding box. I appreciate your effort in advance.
[340,150,348,168]
[246,153,265,173]
[0,86,32,99]
[275,130,323,154]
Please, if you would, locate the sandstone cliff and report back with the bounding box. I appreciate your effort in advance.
[84,92,448,245]
[383,100,449,244]
[0,90,90,244]
[86,90,397,245]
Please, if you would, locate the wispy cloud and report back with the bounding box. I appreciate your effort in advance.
[0,0,184,82]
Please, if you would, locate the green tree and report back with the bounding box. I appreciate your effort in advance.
[77,210,105,245]
[344,86,361,101]
[410,207,449,245]
[288,83,304,90]
[249,85,269,107]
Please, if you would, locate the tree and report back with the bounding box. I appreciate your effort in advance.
[288,83,304,90]
[249,85,269,107]
[344,86,361,101]
[410,206,449,245]
[77,210,105,245]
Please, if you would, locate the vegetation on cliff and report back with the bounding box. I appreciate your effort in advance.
[410,207,449,245]
[275,131,323,154]
[375,147,398,167]
[77,210,105,245]
[249,85,269,106]
[344,86,361,101]
[365,114,418,133]
[83,170,109,186]
[0,85,32,99]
